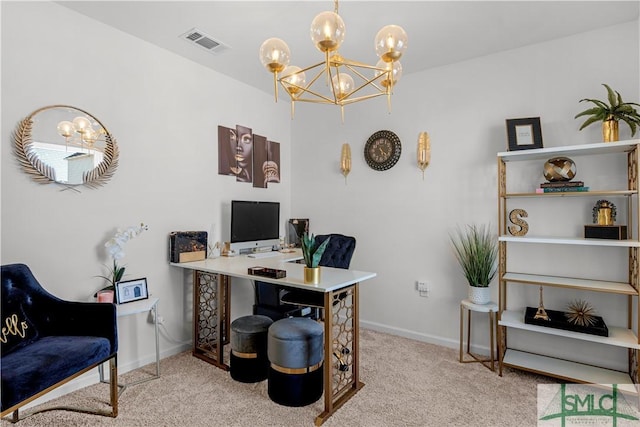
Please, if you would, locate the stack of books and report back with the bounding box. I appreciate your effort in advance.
[536,181,588,193]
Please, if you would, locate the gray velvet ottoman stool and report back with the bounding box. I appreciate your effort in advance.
[267,317,324,407]
[230,315,273,383]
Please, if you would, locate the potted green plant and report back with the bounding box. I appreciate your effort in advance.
[575,83,640,142]
[450,224,498,304]
[301,233,331,284]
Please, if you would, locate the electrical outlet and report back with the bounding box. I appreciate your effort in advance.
[416,280,430,297]
[149,310,164,325]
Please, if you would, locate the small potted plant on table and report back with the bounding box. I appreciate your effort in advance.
[450,224,498,305]
[301,233,331,284]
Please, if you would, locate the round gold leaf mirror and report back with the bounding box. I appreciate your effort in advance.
[13,105,119,189]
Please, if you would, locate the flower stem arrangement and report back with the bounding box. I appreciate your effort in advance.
[96,223,148,292]
[450,224,497,304]
[301,233,331,284]
[575,83,640,141]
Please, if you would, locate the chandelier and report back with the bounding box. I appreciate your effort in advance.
[259,0,407,121]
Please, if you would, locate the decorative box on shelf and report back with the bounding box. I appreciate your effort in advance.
[169,231,208,262]
[584,225,627,240]
[524,307,608,337]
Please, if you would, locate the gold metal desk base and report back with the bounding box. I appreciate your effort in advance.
[191,269,363,425]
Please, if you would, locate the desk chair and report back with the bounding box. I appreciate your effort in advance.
[253,282,300,321]
[280,234,356,317]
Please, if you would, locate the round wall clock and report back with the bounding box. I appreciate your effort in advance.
[364,130,402,171]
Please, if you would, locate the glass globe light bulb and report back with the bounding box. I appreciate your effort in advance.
[375,59,403,88]
[259,38,291,73]
[281,66,306,95]
[72,116,92,134]
[375,25,408,63]
[331,73,354,100]
[82,128,98,144]
[310,11,345,53]
[57,121,74,138]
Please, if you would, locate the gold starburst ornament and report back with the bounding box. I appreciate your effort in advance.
[565,299,598,327]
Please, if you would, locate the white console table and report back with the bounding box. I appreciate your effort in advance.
[99,297,160,396]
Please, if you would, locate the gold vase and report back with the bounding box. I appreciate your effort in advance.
[597,207,613,225]
[602,118,619,142]
[304,266,320,284]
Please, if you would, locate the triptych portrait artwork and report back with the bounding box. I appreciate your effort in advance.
[217,125,281,188]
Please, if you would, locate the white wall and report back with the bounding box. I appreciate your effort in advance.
[1,0,639,403]
[290,21,639,369]
[1,0,292,388]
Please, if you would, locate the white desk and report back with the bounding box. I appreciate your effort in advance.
[99,297,160,396]
[171,250,376,426]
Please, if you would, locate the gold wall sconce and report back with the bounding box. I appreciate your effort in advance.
[340,143,351,184]
[417,131,430,179]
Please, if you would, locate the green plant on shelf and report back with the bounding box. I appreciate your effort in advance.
[575,83,640,137]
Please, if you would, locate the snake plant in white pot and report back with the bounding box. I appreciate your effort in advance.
[450,224,498,304]
[301,233,331,284]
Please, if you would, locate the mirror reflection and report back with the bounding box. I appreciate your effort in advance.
[14,105,119,188]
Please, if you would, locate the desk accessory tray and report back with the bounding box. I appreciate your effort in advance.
[524,307,608,337]
[248,267,286,279]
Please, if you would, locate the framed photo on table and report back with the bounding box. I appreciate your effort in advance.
[116,278,149,304]
[506,117,543,151]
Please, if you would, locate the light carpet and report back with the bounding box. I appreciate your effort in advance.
[1,328,555,426]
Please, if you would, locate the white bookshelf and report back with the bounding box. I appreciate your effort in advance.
[502,349,637,395]
[501,272,636,295]
[497,139,640,388]
[499,310,639,349]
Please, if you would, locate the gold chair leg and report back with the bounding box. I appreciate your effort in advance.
[2,356,119,422]
[110,356,118,417]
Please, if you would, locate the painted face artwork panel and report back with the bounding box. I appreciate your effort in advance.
[217,125,237,176]
[235,125,253,183]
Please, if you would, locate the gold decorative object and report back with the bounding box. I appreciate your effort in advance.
[533,286,550,321]
[507,209,529,236]
[417,131,430,179]
[602,118,619,142]
[13,105,119,190]
[592,199,616,225]
[259,0,407,122]
[565,299,598,327]
[543,157,576,182]
[304,266,321,284]
[340,143,351,183]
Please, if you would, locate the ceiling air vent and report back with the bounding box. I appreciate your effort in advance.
[180,28,229,55]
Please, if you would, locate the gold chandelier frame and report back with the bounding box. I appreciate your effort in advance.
[261,0,407,121]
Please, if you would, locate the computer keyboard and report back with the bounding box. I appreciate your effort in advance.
[247,251,280,259]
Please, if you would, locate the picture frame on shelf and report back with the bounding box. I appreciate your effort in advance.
[116,278,149,304]
[506,117,543,151]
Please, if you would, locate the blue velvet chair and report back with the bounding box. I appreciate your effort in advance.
[1,263,118,422]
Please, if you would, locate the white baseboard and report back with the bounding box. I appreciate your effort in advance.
[18,341,191,412]
[360,319,493,356]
